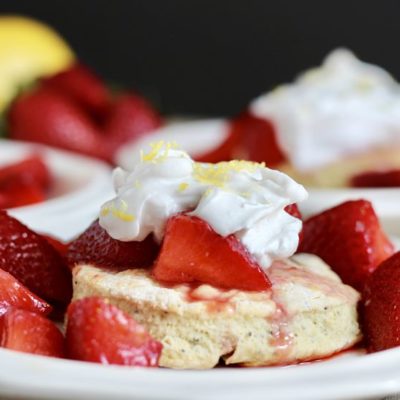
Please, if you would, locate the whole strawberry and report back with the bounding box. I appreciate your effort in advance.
[8,63,163,163]
[41,63,110,121]
[364,252,400,352]
[299,200,394,291]
[8,88,109,161]
[0,211,72,307]
[104,93,162,156]
[67,219,159,270]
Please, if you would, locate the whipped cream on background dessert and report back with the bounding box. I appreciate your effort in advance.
[250,48,400,171]
[100,141,307,269]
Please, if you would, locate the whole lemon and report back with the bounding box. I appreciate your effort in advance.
[0,15,75,111]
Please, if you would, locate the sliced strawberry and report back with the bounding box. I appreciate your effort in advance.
[363,252,400,352]
[67,219,159,270]
[351,169,400,188]
[299,200,394,291]
[104,93,162,156]
[8,88,109,161]
[0,156,50,208]
[41,63,111,121]
[0,181,45,209]
[0,268,51,317]
[0,211,72,307]
[230,112,286,167]
[66,297,162,366]
[153,214,271,291]
[194,127,239,163]
[285,204,302,220]
[0,308,64,357]
[0,156,51,190]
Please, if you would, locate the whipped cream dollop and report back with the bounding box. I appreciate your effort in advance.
[99,142,308,269]
[250,48,400,171]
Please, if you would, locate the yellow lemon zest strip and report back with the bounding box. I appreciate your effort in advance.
[109,200,135,222]
[100,207,109,216]
[193,164,227,188]
[203,187,213,197]
[178,182,189,192]
[141,140,165,162]
[193,160,263,188]
[140,141,180,163]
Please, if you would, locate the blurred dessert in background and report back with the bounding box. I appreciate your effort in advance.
[0,15,74,113]
[231,49,400,188]
[0,16,162,163]
[7,64,162,162]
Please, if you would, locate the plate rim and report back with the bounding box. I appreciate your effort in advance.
[0,345,400,400]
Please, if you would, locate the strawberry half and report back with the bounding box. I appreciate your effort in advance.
[41,63,111,121]
[351,169,400,188]
[67,220,159,270]
[230,112,286,167]
[66,297,162,366]
[8,88,109,161]
[0,211,72,307]
[104,93,162,157]
[194,127,239,163]
[0,268,52,317]
[152,214,271,291]
[0,181,45,209]
[299,200,394,291]
[363,252,400,352]
[0,156,51,209]
[0,308,64,357]
[0,156,50,190]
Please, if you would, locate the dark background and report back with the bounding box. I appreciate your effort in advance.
[0,1,398,116]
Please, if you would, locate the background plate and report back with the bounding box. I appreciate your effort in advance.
[0,140,114,241]
[117,119,400,235]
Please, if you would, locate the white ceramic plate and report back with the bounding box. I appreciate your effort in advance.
[0,140,114,241]
[0,345,400,400]
[117,119,400,235]
[2,134,400,400]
